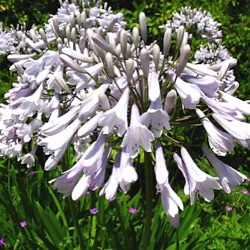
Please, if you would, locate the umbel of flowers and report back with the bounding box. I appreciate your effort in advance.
[0,0,248,228]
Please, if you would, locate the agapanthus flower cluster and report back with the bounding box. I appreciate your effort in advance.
[0,0,248,227]
[162,6,237,97]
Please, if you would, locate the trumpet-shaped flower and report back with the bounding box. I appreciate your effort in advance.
[173,147,221,204]
[99,87,129,136]
[155,143,183,227]
[121,104,155,158]
[196,109,234,156]
[141,97,170,137]
[202,146,247,193]
[212,113,250,141]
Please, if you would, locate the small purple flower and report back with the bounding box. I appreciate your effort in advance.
[128,207,138,214]
[0,237,7,247]
[19,221,28,228]
[226,205,233,211]
[89,208,99,215]
[247,177,250,182]
[242,189,249,195]
[28,170,35,176]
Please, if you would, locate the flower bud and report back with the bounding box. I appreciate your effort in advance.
[99,92,110,111]
[70,12,75,28]
[217,60,229,81]
[140,48,149,77]
[105,52,115,78]
[52,17,60,37]
[71,27,77,44]
[66,26,71,40]
[39,28,48,46]
[163,28,172,57]
[61,47,93,62]
[139,12,147,43]
[176,44,191,76]
[152,44,160,69]
[164,89,177,113]
[54,72,71,93]
[126,58,134,82]
[80,89,87,100]
[120,29,127,58]
[132,27,140,48]
[91,33,116,55]
[181,31,189,47]
[76,11,81,28]
[60,54,86,73]
[176,25,185,49]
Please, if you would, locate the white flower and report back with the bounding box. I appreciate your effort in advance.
[121,104,155,158]
[212,113,250,141]
[173,147,221,204]
[140,97,170,137]
[202,146,247,193]
[170,71,201,109]
[155,143,183,227]
[99,87,129,136]
[196,109,234,156]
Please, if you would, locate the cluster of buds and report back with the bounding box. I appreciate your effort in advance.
[0,0,248,227]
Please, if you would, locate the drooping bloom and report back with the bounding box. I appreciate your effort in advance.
[121,104,155,158]
[202,146,247,193]
[99,87,129,136]
[173,147,221,204]
[155,142,183,227]
[196,109,234,156]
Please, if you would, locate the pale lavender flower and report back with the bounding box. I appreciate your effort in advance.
[121,104,155,158]
[155,143,183,227]
[202,146,247,193]
[174,147,221,204]
[212,113,250,141]
[99,87,129,136]
[196,109,234,156]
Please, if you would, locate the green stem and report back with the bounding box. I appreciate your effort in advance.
[141,152,154,250]
[68,197,85,250]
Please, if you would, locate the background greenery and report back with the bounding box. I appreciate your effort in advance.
[0,0,249,249]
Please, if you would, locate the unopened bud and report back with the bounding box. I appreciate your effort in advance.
[52,17,60,37]
[70,12,75,28]
[176,25,185,49]
[152,44,160,69]
[115,44,121,57]
[140,48,149,77]
[132,27,140,48]
[105,52,115,78]
[120,29,127,58]
[80,89,87,100]
[126,58,134,82]
[71,27,77,44]
[164,89,177,113]
[217,60,230,81]
[181,31,189,47]
[39,28,48,46]
[176,44,191,76]
[76,12,81,27]
[54,72,71,93]
[139,12,147,43]
[61,47,93,63]
[66,26,71,40]
[91,33,116,55]
[99,92,110,110]
[163,28,172,57]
